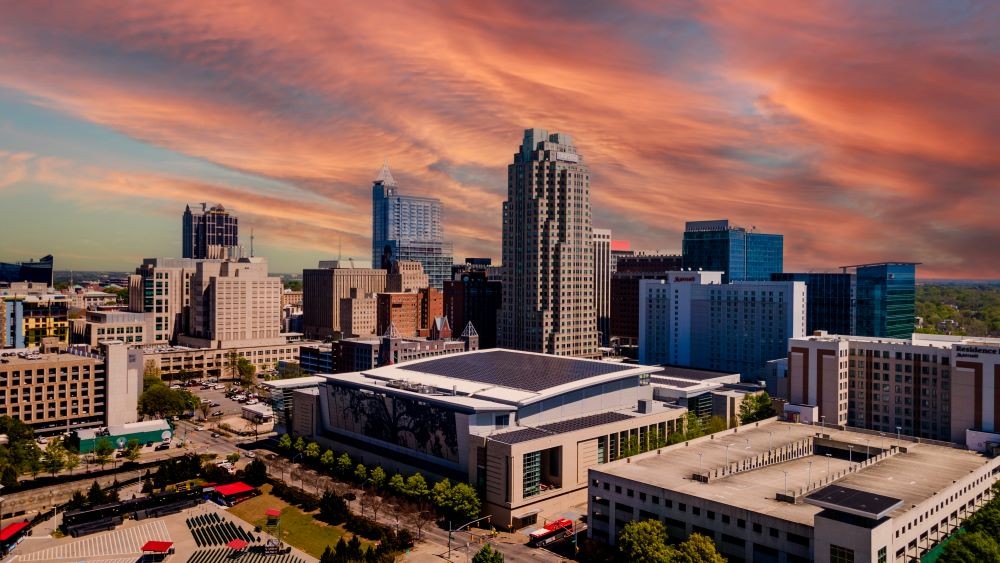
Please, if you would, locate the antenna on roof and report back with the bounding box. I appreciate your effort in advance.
[250,228,255,257]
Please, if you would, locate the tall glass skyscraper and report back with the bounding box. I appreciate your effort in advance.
[853,262,917,338]
[682,220,783,283]
[772,272,856,335]
[371,164,453,288]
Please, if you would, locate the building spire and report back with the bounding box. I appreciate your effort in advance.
[375,159,397,187]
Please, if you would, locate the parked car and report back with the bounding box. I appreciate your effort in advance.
[211,432,220,438]
[194,425,205,431]
[245,399,258,406]
[169,384,182,389]
[154,442,170,451]
[244,451,256,458]
[211,410,224,417]
[208,401,221,407]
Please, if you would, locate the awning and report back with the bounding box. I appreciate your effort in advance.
[227,539,249,550]
[265,508,281,517]
[141,540,174,553]
[213,482,255,497]
[0,521,30,541]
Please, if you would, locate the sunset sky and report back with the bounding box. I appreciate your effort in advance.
[1,1,997,278]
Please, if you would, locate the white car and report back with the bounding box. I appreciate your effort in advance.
[169,384,182,389]
[245,399,258,406]
[244,451,256,458]
[194,425,205,431]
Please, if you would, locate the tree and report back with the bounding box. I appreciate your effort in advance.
[940,531,1000,563]
[336,453,353,477]
[370,466,387,490]
[94,438,114,469]
[227,452,241,465]
[64,450,80,475]
[360,490,385,522]
[42,438,67,477]
[674,533,726,563]
[441,483,481,523]
[319,490,350,524]
[405,473,429,500]
[278,433,293,451]
[242,459,268,486]
[354,463,367,484]
[431,478,451,507]
[472,544,505,563]
[320,545,335,563]
[705,416,728,434]
[124,439,142,462]
[305,442,321,460]
[739,392,776,424]
[87,480,108,505]
[617,519,674,563]
[320,449,335,470]
[226,351,240,381]
[389,473,405,495]
[294,436,307,455]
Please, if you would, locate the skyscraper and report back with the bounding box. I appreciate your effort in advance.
[851,262,917,338]
[0,254,54,286]
[682,220,783,283]
[182,203,240,260]
[593,228,611,347]
[771,272,856,335]
[371,164,454,288]
[498,128,598,357]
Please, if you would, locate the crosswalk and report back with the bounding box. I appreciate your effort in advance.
[16,520,170,561]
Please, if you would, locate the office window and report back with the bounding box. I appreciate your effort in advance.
[831,545,855,563]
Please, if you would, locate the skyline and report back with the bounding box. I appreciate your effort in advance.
[1,1,998,278]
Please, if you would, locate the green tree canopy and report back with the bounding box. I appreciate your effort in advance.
[94,438,114,469]
[370,466,387,490]
[278,434,292,450]
[940,531,1000,563]
[42,438,67,476]
[472,543,505,563]
[674,533,726,563]
[739,392,776,424]
[305,441,321,459]
[618,519,674,563]
[405,473,429,500]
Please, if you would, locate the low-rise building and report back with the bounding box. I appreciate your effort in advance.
[1,292,71,349]
[589,420,1000,563]
[0,341,141,436]
[71,310,152,348]
[137,338,301,380]
[300,348,688,529]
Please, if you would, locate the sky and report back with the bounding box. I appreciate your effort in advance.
[0,1,997,278]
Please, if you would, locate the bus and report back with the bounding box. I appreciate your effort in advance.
[528,518,574,547]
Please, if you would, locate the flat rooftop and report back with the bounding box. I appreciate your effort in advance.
[0,351,96,365]
[403,349,635,392]
[594,421,992,526]
[324,348,660,409]
[651,365,740,382]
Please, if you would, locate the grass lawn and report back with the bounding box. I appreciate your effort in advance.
[228,484,360,559]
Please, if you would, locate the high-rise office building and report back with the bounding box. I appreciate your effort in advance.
[371,164,453,288]
[180,257,283,348]
[498,129,599,357]
[609,254,683,347]
[130,257,210,344]
[772,272,856,335]
[0,254,54,286]
[302,262,387,340]
[444,262,501,349]
[851,262,917,339]
[182,203,240,260]
[682,220,783,283]
[639,273,806,380]
[593,228,611,347]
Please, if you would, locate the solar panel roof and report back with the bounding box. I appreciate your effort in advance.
[650,377,701,388]
[401,349,634,392]
[805,485,903,519]
[489,411,635,444]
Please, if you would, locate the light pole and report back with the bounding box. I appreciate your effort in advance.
[698,453,703,472]
[768,432,773,451]
[826,453,832,474]
[866,440,871,459]
[725,444,731,467]
[896,426,902,448]
[820,415,825,429]
[781,470,788,495]
[807,461,813,489]
[744,438,750,450]
[848,445,854,464]
[880,432,886,451]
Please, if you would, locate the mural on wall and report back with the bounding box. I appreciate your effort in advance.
[329,386,460,462]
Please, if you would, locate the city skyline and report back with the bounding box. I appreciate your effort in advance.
[1,2,998,278]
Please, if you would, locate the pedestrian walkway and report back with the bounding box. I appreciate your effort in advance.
[14,519,170,561]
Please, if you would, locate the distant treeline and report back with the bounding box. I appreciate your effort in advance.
[916,283,1000,337]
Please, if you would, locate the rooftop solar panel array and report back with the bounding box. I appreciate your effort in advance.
[806,485,903,519]
[489,411,636,444]
[402,349,633,392]
[650,377,701,388]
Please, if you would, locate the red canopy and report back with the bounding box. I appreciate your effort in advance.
[141,540,174,553]
[265,508,281,517]
[0,521,30,541]
[227,539,249,550]
[213,482,255,497]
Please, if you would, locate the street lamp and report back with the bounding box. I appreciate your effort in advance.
[725,444,731,467]
[768,432,773,451]
[848,445,854,464]
[807,461,813,488]
[896,426,902,448]
[698,453,703,471]
[820,416,825,429]
[866,440,871,459]
[880,432,886,451]
[826,453,832,474]
[744,439,750,450]
[781,470,789,495]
